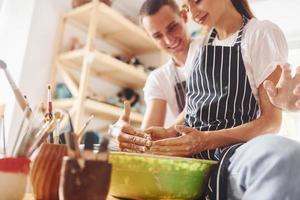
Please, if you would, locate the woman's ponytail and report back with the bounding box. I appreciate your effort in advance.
[231,0,255,19]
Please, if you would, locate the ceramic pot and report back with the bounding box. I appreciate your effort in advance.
[0,157,30,200]
[59,157,112,200]
[31,143,67,200]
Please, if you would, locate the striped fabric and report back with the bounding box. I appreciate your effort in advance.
[184,17,259,200]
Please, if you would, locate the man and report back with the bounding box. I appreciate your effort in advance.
[264,64,300,111]
[114,0,196,152]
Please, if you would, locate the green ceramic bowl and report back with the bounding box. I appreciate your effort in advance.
[109,152,217,200]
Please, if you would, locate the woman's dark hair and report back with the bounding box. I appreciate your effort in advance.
[231,0,255,19]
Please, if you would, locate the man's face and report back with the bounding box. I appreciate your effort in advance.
[142,5,189,58]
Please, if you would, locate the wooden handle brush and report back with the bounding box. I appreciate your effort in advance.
[0,60,32,118]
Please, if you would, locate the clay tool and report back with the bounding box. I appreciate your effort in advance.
[0,60,32,118]
[77,115,94,144]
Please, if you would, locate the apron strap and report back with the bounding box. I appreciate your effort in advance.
[206,143,243,200]
[207,16,249,46]
[234,16,249,46]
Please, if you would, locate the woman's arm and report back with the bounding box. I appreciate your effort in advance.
[204,67,282,149]
[150,68,282,156]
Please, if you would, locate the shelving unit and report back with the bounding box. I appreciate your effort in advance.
[59,49,147,89]
[63,1,158,55]
[50,0,162,132]
[53,98,143,123]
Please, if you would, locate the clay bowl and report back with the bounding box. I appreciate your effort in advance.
[109,152,217,200]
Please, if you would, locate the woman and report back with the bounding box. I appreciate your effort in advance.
[148,0,300,199]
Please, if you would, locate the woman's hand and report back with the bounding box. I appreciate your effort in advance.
[149,125,208,157]
[263,64,300,111]
[144,126,177,141]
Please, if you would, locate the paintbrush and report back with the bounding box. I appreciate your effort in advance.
[64,112,81,159]
[0,60,32,118]
[13,106,40,157]
[0,104,6,157]
[46,84,54,143]
[11,106,32,157]
[77,115,94,144]
[46,85,53,120]
[26,119,57,157]
[53,112,62,144]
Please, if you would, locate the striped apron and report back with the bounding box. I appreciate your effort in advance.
[185,17,259,200]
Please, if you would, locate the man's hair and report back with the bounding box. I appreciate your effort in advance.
[139,0,180,22]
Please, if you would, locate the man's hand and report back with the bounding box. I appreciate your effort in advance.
[112,101,151,153]
[263,64,300,111]
[149,125,208,157]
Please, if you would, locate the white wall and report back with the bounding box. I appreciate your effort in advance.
[0,0,72,153]
[250,0,300,66]
[0,0,36,153]
[250,0,300,140]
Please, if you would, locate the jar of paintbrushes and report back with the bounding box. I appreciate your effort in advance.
[0,60,33,200]
[59,132,112,200]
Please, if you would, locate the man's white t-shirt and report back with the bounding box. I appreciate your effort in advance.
[143,60,187,127]
[185,18,288,107]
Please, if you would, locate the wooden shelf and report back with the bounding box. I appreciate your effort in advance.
[59,49,148,89]
[50,0,162,131]
[53,98,143,123]
[63,2,159,55]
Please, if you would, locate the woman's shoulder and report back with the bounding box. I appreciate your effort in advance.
[244,18,285,38]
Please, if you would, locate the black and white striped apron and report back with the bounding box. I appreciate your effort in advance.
[173,63,186,112]
[185,17,259,200]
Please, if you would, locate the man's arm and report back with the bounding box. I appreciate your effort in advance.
[145,107,186,140]
[141,99,167,130]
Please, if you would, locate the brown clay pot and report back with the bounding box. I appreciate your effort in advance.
[31,143,67,200]
[59,157,112,200]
